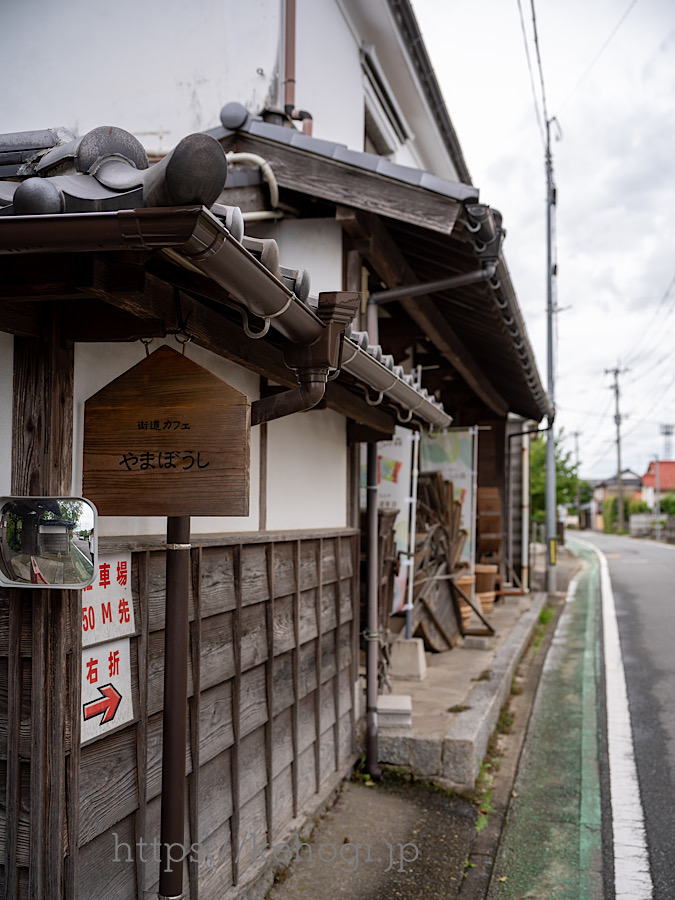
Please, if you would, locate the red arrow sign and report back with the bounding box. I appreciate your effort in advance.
[83,683,122,725]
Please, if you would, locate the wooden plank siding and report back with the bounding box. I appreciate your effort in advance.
[31,531,359,899]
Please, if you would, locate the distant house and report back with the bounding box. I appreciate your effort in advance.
[642,460,675,509]
[590,470,643,530]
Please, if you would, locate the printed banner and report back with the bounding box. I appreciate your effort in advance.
[81,552,135,647]
[420,429,476,566]
[81,637,134,744]
[361,428,413,612]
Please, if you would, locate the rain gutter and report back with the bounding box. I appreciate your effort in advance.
[491,257,553,420]
[341,331,452,431]
[368,264,497,305]
[0,205,325,345]
[0,206,452,429]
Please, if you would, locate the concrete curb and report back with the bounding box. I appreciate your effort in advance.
[379,593,548,791]
[442,592,548,788]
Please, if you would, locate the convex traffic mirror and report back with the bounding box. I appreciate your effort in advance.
[0,497,97,589]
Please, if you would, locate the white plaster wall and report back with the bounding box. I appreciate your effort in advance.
[3,0,458,177]
[339,0,461,180]
[0,333,13,497]
[266,408,347,531]
[73,342,260,536]
[1,0,282,156]
[250,218,344,297]
[294,0,365,150]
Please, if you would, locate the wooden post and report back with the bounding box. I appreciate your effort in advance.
[7,305,75,896]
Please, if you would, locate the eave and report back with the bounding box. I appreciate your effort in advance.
[0,206,451,432]
[209,114,550,422]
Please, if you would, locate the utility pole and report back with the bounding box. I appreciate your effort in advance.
[571,430,581,524]
[605,366,627,532]
[545,117,557,591]
[655,456,662,541]
[661,423,673,459]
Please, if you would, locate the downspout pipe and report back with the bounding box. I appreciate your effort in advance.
[251,368,327,426]
[366,441,382,780]
[284,0,297,111]
[368,264,497,306]
[158,516,191,899]
[521,431,530,590]
[283,0,313,134]
[250,291,361,425]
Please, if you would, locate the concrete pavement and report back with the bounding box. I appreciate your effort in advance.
[265,546,582,899]
[485,540,604,899]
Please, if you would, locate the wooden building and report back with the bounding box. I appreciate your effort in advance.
[1,2,550,897]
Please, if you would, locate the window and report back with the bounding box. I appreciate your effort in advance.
[361,43,411,156]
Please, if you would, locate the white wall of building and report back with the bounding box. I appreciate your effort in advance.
[3,0,458,181]
[0,333,13,497]
[295,0,365,150]
[73,341,261,536]
[266,408,347,530]
[251,218,344,297]
[1,0,282,157]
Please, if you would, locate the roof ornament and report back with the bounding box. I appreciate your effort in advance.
[0,127,227,216]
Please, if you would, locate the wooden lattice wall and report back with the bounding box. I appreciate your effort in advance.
[0,531,360,899]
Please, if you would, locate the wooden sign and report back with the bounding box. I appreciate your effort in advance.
[83,345,250,516]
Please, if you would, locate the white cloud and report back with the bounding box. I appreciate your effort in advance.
[413,0,675,478]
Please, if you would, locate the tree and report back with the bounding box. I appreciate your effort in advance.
[530,430,591,523]
[603,496,650,533]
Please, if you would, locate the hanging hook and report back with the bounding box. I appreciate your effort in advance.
[364,389,384,406]
[171,287,194,353]
[243,313,271,339]
[140,337,153,358]
[173,331,192,355]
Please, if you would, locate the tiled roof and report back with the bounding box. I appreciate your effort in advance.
[207,102,479,204]
[643,461,675,491]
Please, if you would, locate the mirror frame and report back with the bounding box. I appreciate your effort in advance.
[0,497,98,590]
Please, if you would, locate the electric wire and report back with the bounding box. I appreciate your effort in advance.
[622,272,675,368]
[515,0,546,148]
[529,0,551,129]
[626,347,673,385]
[621,371,675,440]
[559,0,640,109]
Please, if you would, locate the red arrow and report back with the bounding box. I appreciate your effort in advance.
[83,683,122,725]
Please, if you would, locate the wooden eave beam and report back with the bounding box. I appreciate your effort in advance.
[83,268,397,432]
[224,133,462,236]
[336,206,509,418]
[0,246,401,432]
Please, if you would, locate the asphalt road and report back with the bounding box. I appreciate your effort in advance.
[486,539,604,899]
[580,532,675,900]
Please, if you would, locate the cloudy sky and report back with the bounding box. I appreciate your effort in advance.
[412,0,675,481]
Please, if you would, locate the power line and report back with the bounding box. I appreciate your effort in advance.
[622,371,675,440]
[623,272,675,368]
[529,0,551,127]
[515,0,546,148]
[560,0,640,108]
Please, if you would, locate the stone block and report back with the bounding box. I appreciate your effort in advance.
[409,737,443,777]
[390,638,427,680]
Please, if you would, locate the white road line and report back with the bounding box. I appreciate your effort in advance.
[586,540,654,900]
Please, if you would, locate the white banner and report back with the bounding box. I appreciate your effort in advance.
[81,637,134,744]
[420,429,477,567]
[361,428,414,612]
[81,552,135,647]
